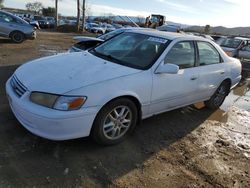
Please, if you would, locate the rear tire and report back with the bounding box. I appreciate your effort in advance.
[10,31,25,43]
[91,98,138,145]
[205,81,230,110]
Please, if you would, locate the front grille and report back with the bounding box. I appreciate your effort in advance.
[10,75,27,97]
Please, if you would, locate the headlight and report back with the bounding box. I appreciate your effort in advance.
[30,92,87,111]
[54,96,86,111]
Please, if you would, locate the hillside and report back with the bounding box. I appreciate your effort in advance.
[186,25,250,36]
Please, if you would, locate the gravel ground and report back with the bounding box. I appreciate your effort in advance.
[0,31,249,188]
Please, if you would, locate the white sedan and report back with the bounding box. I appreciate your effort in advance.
[6,30,242,145]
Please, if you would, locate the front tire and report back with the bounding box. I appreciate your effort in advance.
[92,98,138,145]
[205,81,230,110]
[10,31,25,43]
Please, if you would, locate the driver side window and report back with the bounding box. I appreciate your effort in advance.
[164,41,195,69]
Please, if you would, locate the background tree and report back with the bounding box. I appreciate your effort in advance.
[81,0,86,31]
[0,0,4,8]
[42,7,56,17]
[76,0,80,31]
[204,24,211,34]
[81,0,91,31]
[25,1,43,14]
[55,0,58,28]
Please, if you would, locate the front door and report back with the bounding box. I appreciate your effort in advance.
[150,41,199,114]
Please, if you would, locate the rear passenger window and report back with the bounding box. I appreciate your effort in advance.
[165,41,195,69]
[197,42,221,66]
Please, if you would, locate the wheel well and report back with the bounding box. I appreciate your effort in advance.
[222,78,232,95]
[100,96,142,124]
[9,30,24,38]
[90,95,142,137]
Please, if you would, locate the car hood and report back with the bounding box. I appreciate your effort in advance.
[15,52,141,94]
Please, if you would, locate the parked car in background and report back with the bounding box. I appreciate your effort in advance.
[91,25,106,34]
[32,15,49,29]
[45,16,55,28]
[104,24,116,33]
[69,28,127,52]
[211,35,226,42]
[112,23,123,29]
[214,36,227,45]
[85,23,106,34]
[69,36,104,52]
[16,14,41,29]
[6,30,241,145]
[0,10,36,43]
[238,41,250,60]
[29,20,40,30]
[219,37,249,57]
[69,28,152,52]
[85,22,97,31]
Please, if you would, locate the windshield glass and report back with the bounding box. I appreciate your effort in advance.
[90,32,169,70]
[220,38,242,48]
[98,29,124,40]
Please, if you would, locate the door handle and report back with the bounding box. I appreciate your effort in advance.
[190,76,198,81]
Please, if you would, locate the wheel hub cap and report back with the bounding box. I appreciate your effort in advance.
[103,105,132,140]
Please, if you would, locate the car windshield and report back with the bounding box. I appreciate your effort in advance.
[34,16,45,20]
[90,32,169,70]
[220,38,242,48]
[98,29,124,40]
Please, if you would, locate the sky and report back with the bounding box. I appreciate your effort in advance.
[3,0,250,27]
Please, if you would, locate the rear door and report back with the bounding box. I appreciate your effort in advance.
[195,41,230,100]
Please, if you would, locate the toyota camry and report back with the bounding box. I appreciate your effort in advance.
[6,30,242,145]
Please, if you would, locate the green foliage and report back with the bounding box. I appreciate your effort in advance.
[25,1,43,14]
[42,7,56,17]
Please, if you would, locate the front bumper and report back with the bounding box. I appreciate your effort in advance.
[6,78,99,140]
[25,31,36,40]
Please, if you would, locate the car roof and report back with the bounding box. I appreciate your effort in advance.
[0,10,13,15]
[234,37,250,40]
[127,29,209,41]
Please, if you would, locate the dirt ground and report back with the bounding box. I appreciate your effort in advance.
[0,31,250,188]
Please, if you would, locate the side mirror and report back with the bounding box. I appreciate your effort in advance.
[155,63,179,74]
